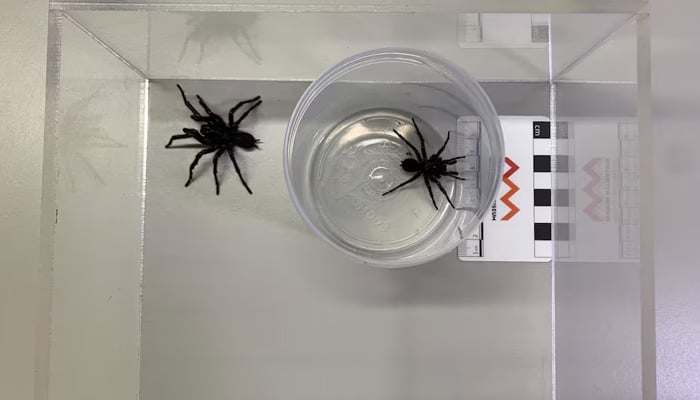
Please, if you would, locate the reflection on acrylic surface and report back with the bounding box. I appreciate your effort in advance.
[178,13,262,65]
[554,119,640,263]
[56,87,126,192]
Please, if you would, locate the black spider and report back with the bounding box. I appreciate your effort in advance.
[382,118,466,209]
[165,84,262,195]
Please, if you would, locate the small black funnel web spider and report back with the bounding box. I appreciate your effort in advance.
[382,118,466,209]
[166,84,262,195]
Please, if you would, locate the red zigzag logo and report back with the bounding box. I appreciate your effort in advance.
[501,157,520,221]
[583,158,604,221]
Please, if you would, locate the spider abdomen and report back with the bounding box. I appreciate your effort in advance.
[400,158,421,172]
[234,130,260,149]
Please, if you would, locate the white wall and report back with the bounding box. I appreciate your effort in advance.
[0,1,48,400]
[651,1,700,399]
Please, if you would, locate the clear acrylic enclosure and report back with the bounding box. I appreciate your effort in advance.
[41,1,651,399]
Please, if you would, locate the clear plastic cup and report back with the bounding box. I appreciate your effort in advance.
[284,48,504,267]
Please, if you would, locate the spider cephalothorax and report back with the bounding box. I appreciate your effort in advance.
[382,118,466,209]
[165,84,262,195]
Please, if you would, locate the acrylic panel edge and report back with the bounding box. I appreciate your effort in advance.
[49,1,648,14]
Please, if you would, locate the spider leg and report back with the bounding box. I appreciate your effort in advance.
[382,172,421,196]
[424,174,439,210]
[430,176,456,209]
[227,148,253,195]
[165,133,192,148]
[177,84,202,118]
[165,129,208,148]
[185,148,216,187]
[183,128,209,145]
[436,131,451,158]
[228,96,261,126]
[234,99,262,125]
[412,117,428,160]
[212,149,225,195]
[193,97,226,127]
[447,171,466,181]
[445,155,467,165]
[195,95,214,115]
[391,129,422,161]
[189,114,219,125]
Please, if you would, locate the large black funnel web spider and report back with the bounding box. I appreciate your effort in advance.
[382,118,466,209]
[166,84,262,195]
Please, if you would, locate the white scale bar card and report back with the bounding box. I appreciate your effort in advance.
[458,117,640,263]
[459,116,552,262]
